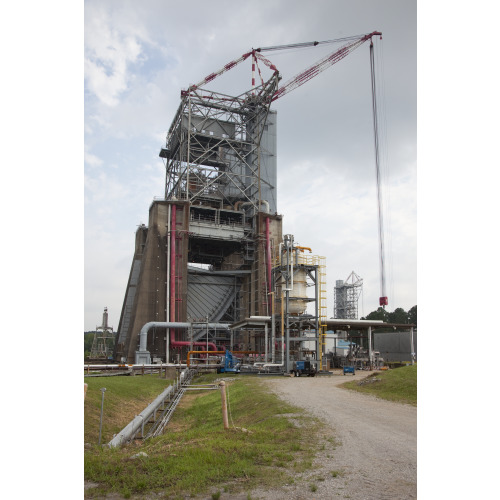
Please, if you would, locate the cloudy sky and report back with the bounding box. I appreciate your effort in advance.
[84,0,417,331]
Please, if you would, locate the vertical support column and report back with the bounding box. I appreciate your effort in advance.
[219,381,229,430]
[270,292,275,363]
[264,322,268,362]
[410,326,415,365]
[368,326,373,370]
[314,266,320,372]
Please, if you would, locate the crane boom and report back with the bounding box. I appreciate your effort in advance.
[269,31,381,102]
[183,50,255,96]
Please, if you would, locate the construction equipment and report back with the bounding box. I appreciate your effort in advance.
[217,350,241,374]
[343,366,356,376]
[291,360,316,377]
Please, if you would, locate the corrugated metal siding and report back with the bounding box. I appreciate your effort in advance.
[374,331,418,362]
[187,271,239,324]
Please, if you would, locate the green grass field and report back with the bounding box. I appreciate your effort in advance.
[84,373,325,499]
[341,364,417,406]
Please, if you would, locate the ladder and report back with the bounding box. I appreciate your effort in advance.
[317,256,328,371]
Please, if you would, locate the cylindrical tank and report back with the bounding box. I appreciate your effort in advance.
[288,251,308,314]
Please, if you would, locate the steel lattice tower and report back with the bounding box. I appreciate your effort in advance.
[334,271,363,319]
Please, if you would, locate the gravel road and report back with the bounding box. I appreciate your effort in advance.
[242,371,417,500]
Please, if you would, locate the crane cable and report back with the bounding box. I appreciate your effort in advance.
[370,40,388,308]
[376,38,394,308]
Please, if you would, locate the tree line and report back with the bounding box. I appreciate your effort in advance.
[361,305,417,326]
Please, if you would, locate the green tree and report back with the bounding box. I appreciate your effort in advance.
[361,305,417,326]
[84,331,96,358]
[361,307,390,322]
[388,307,409,324]
[408,305,417,326]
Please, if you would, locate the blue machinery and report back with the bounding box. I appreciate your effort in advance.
[218,350,241,374]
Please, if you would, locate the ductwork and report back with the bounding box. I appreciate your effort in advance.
[136,321,231,364]
[234,200,270,213]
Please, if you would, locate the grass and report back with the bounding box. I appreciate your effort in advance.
[341,364,417,406]
[84,373,174,444]
[84,373,322,498]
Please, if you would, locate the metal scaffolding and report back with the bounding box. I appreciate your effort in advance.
[334,271,363,320]
[90,307,115,359]
[161,75,279,213]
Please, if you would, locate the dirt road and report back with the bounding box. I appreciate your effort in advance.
[246,371,417,500]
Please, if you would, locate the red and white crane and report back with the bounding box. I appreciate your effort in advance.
[182,31,388,308]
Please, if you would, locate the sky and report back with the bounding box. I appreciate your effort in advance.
[83,0,417,332]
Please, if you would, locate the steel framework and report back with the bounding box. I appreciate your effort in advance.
[162,73,279,213]
[90,307,115,359]
[334,271,363,320]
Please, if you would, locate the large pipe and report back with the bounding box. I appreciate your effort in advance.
[187,350,259,367]
[108,368,190,447]
[234,200,270,213]
[138,321,229,354]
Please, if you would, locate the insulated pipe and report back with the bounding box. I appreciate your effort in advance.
[139,321,228,353]
[234,200,270,213]
[187,350,259,367]
[108,368,190,448]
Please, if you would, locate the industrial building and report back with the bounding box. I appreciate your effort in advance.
[112,32,414,373]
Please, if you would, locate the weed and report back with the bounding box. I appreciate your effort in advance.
[211,492,221,500]
[310,483,317,492]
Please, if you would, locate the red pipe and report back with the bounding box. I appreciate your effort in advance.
[169,204,177,349]
[170,204,176,323]
[266,217,272,311]
[170,334,217,353]
[168,204,217,352]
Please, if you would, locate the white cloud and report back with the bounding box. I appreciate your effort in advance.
[84,4,144,106]
[84,149,103,168]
